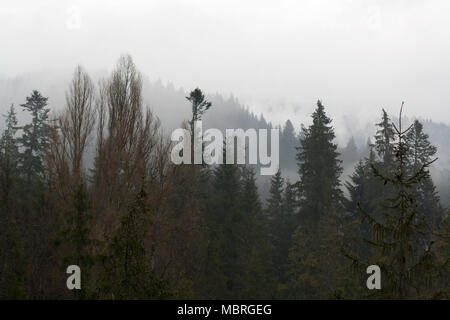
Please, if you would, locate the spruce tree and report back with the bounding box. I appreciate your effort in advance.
[186,88,212,134]
[18,90,51,182]
[346,104,445,299]
[265,170,298,294]
[280,120,298,170]
[275,180,297,297]
[186,88,212,164]
[0,105,27,299]
[0,105,20,215]
[341,136,360,166]
[240,167,275,298]
[436,216,450,297]
[265,169,284,282]
[287,100,344,298]
[295,100,343,228]
[54,182,96,299]
[373,109,396,173]
[405,120,444,227]
[204,152,243,298]
[100,182,170,299]
[266,169,284,222]
[344,146,381,261]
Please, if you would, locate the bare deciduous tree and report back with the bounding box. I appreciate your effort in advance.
[60,65,96,184]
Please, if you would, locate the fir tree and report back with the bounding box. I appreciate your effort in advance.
[346,103,445,299]
[266,169,284,222]
[54,182,96,299]
[341,136,360,166]
[280,120,298,170]
[186,88,211,163]
[100,182,170,299]
[0,105,27,299]
[0,105,20,215]
[275,180,297,297]
[186,88,212,134]
[203,152,243,298]
[0,218,27,299]
[288,100,344,298]
[18,90,51,182]
[296,100,343,229]
[405,120,444,227]
[240,167,275,298]
[373,109,396,172]
[266,170,298,294]
[344,145,381,261]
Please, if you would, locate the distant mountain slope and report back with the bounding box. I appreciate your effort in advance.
[1,73,449,207]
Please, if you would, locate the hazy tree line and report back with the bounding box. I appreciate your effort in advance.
[0,55,448,299]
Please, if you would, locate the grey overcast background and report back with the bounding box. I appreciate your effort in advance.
[1,0,450,127]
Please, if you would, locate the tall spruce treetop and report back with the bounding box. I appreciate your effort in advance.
[280,120,298,170]
[19,90,51,182]
[405,119,443,226]
[405,120,437,171]
[0,105,19,167]
[266,168,284,221]
[296,100,343,228]
[374,109,395,166]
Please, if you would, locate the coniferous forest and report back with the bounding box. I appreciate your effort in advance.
[0,55,448,300]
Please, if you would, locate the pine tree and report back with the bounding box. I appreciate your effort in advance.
[405,120,444,227]
[0,105,20,215]
[296,100,343,229]
[18,90,51,182]
[344,146,381,261]
[266,169,284,222]
[265,170,299,295]
[275,180,297,297]
[240,167,275,298]
[280,120,298,171]
[0,105,27,299]
[186,88,211,164]
[369,110,398,221]
[100,182,170,299]
[265,169,284,283]
[341,136,359,166]
[287,100,344,298]
[203,153,244,298]
[187,88,211,132]
[436,216,450,297]
[373,109,396,172]
[0,218,27,299]
[346,103,445,299]
[54,182,96,299]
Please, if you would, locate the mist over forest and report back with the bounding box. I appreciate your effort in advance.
[1,1,449,302]
[1,70,450,206]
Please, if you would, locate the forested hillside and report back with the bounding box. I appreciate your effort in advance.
[2,69,450,206]
[0,56,449,299]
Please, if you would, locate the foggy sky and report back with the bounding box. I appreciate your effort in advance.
[1,0,450,125]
